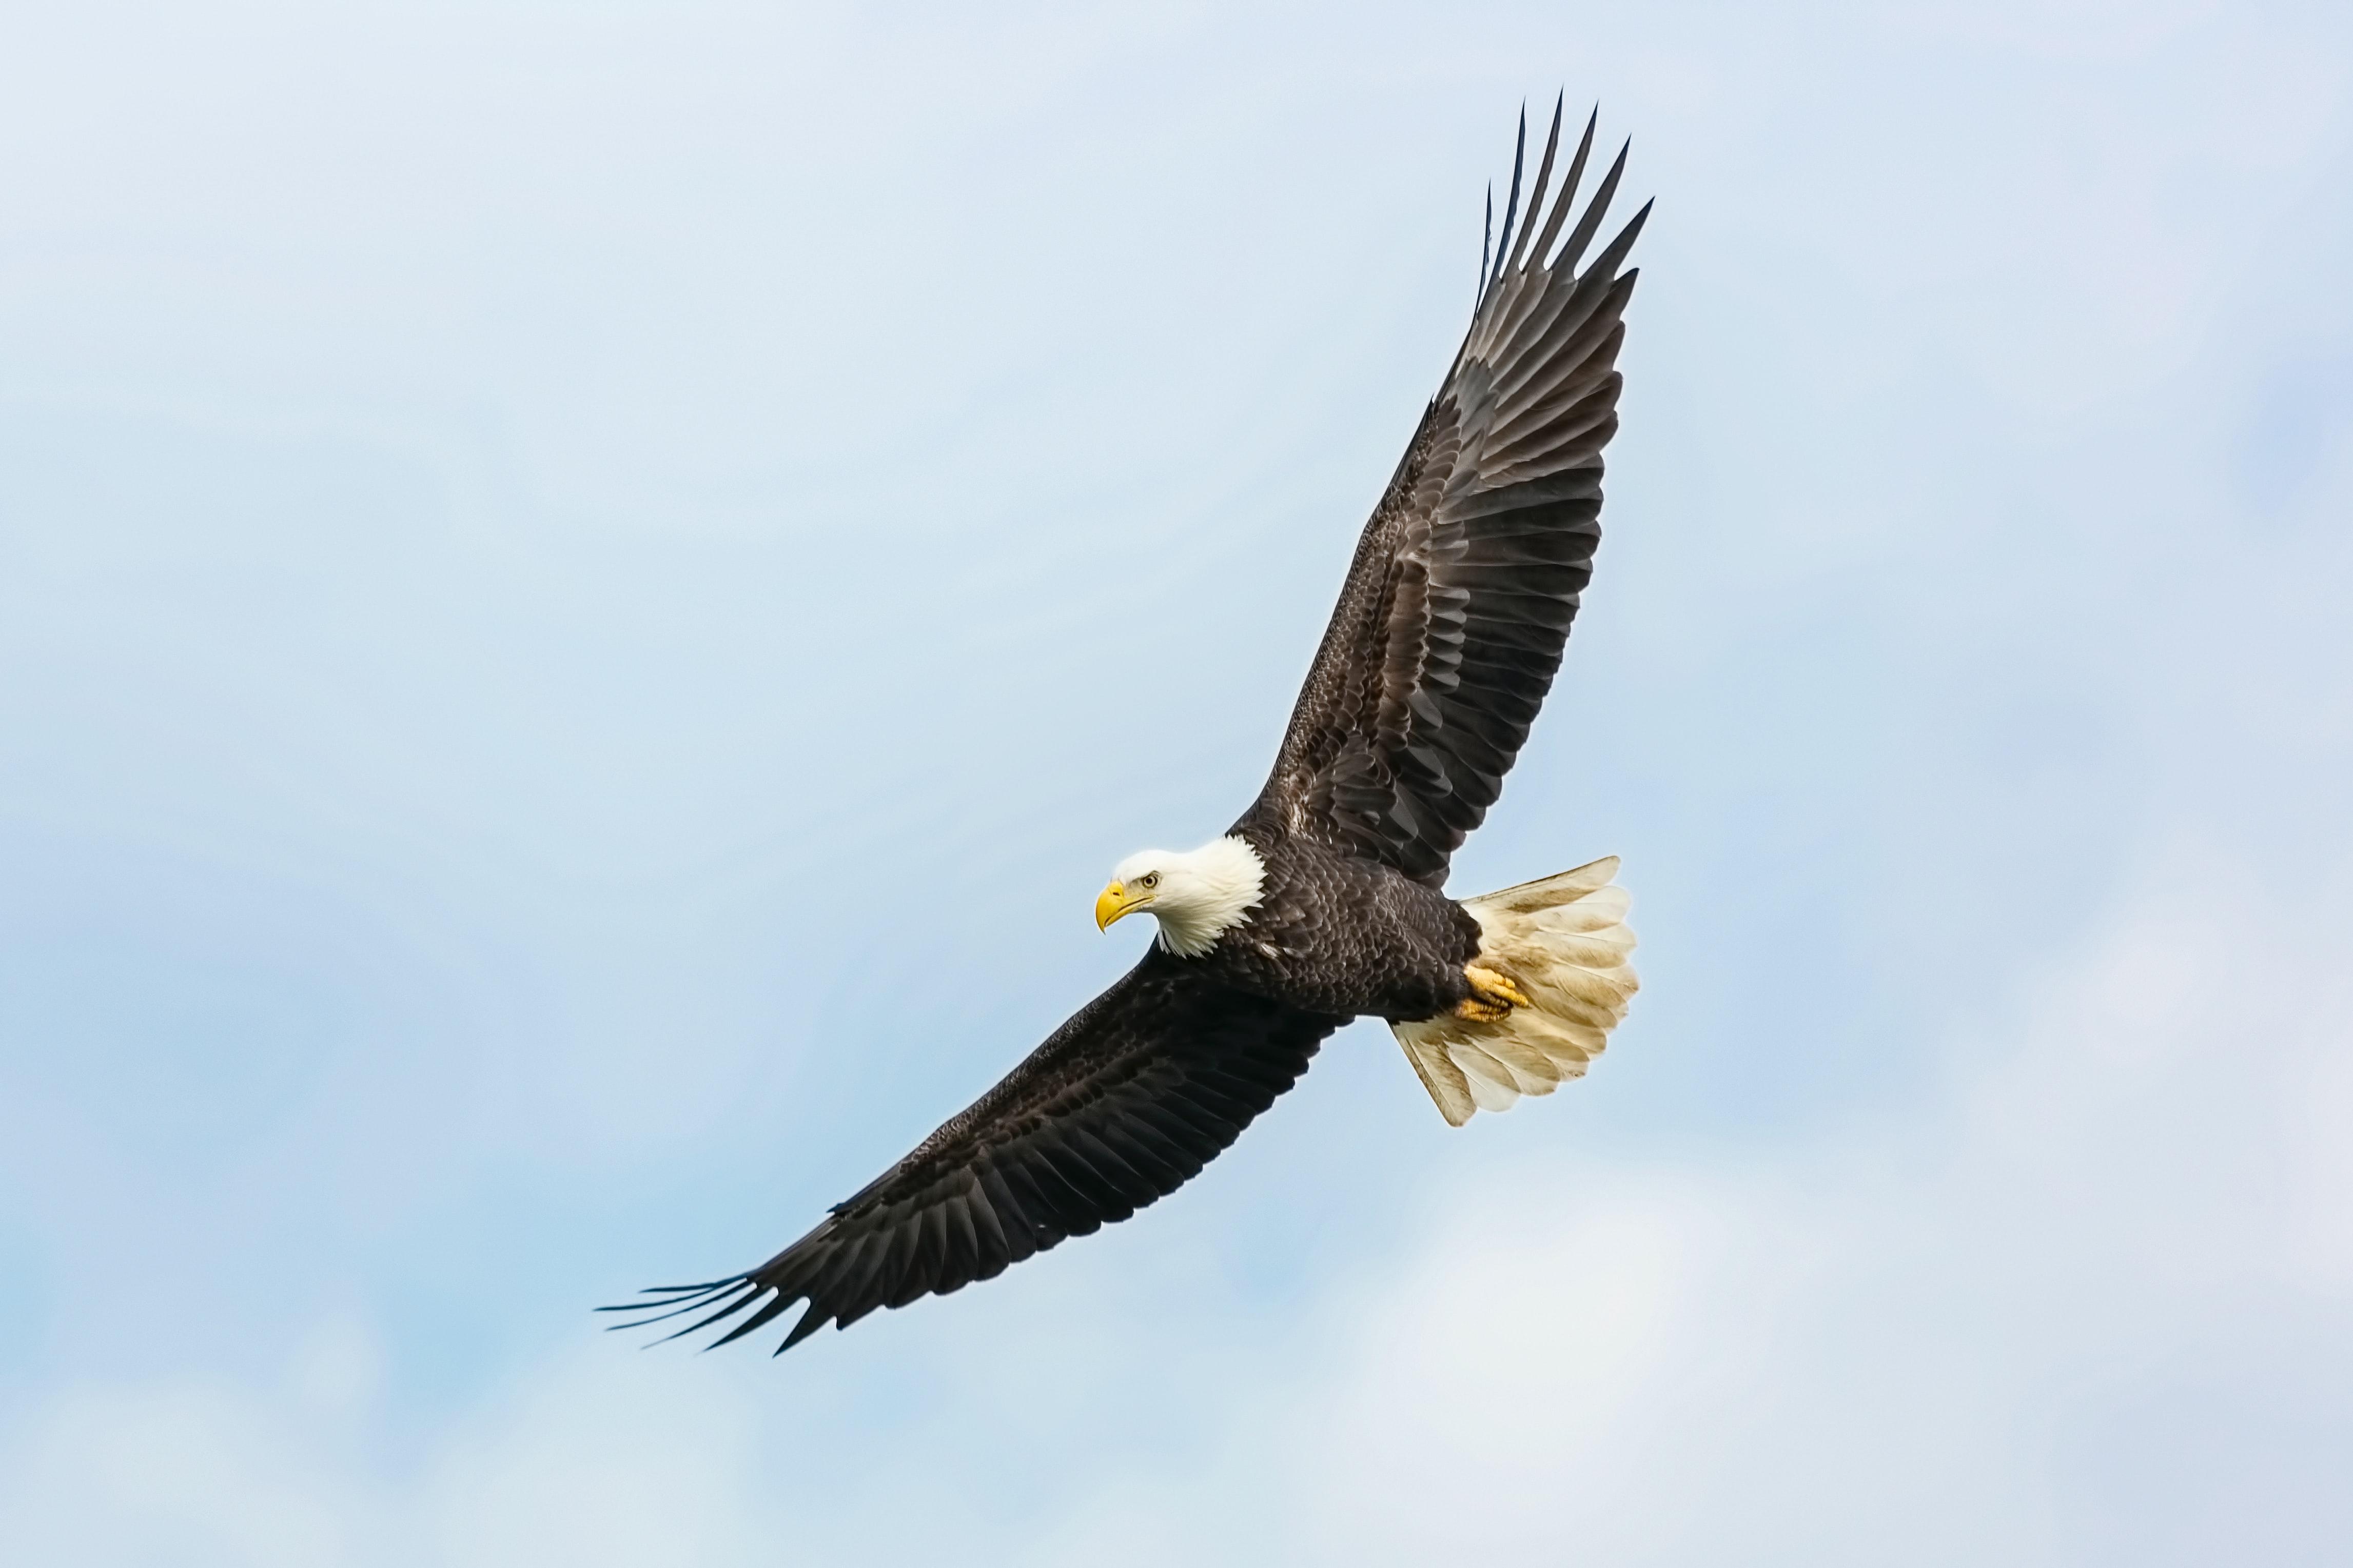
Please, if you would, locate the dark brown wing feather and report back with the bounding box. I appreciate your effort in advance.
[601,953,1342,1355]
[1250,101,1648,884]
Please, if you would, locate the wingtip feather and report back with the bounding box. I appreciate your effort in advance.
[1496,103,1527,278]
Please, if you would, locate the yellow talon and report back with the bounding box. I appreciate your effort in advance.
[1458,964,1531,1020]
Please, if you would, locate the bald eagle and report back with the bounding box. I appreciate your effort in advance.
[606,101,1646,1356]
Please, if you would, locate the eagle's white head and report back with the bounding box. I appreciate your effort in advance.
[1094,836,1267,959]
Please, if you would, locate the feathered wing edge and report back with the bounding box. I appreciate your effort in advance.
[598,959,1342,1356]
[1257,98,1648,882]
[1453,96,1650,422]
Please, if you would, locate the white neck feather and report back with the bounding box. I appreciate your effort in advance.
[1117,836,1267,959]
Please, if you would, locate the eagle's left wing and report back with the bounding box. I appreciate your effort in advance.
[1247,101,1646,884]
[601,952,1341,1355]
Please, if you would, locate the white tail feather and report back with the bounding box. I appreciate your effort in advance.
[1393,857,1639,1126]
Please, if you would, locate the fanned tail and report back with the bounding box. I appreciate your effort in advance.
[1393,856,1638,1126]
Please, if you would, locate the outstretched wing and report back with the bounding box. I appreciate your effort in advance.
[1249,101,1648,884]
[601,954,1342,1355]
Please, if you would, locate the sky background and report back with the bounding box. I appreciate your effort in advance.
[3,2,2349,1562]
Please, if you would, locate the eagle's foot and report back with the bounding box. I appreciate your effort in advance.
[1455,964,1531,1022]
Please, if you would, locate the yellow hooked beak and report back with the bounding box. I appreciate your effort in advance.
[1095,880,1144,931]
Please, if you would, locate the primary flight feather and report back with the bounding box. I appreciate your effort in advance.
[605,98,1646,1356]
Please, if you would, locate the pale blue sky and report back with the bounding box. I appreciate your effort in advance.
[3,3,2349,1563]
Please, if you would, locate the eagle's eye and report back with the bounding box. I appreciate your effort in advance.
[1139,872,1161,889]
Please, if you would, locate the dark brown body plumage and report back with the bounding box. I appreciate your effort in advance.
[605,101,1645,1357]
[1209,825,1482,1022]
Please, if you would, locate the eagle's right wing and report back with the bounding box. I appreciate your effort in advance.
[601,953,1341,1355]
[1249,101,1646,885]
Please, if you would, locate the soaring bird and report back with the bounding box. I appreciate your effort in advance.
[606,101,1646,1356]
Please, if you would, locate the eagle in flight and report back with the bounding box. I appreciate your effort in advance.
[606,99,1647,1356]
